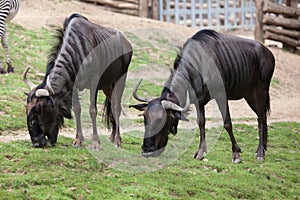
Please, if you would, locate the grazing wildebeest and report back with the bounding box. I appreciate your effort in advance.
[23,13,133,148]
[130,29,275,163]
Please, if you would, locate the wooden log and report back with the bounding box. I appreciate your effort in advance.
[263,1,300,17]
[109,7,139,16]
[264,31,299,47]
[123,0,139,4]
[81,0,138,9]
[263,25,300,39]
[283,0,299,51]
[255,0,264,42]
[263,15,300,29]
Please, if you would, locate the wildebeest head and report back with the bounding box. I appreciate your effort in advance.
[130,80,189,157]
[23,67,71,147]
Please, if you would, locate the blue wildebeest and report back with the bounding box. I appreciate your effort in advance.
[23,13,133,148]
[130,30,275,163]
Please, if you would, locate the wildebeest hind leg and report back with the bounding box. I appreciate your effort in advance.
[89,88,100,150]
[110,75,127,147]
[245,87,269,161]
[102,80,124,148]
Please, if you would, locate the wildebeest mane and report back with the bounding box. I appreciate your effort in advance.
[191,29,219,41]
[43,14,89,84]
[174,29,219,70]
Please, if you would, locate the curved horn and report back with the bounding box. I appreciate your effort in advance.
[35,89,50,97]
[133,79,153,103]
[46,75,55,95]
[23,67,37,90]
[161,91,190,112]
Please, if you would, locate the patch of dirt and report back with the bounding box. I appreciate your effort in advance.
[1,0,299,143]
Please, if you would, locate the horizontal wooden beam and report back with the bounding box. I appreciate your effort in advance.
[80,0,138,10]
[263,25,300,39]
[263,15,300,29]
[263,1,300,17]
[264,31,299,47]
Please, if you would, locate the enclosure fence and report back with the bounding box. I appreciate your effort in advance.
[158,0,257,29]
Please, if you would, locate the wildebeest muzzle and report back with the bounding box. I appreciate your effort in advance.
[27,117,47,148]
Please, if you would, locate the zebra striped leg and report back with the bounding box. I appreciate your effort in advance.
[1,27,13,73]
[0,60,6,74]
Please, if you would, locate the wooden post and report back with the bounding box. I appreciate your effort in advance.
[255,0,264,43]
[139,0,148,18]
[152,0,159,20]
[283,0,298,51]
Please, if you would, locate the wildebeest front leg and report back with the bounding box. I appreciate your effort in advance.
[89,88,100,150]
[221,103,242,163]
[256,115,267,161]
[72,89,84,147]
[194,105,207,160]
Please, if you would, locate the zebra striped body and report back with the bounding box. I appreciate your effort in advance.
[0,0,20,73]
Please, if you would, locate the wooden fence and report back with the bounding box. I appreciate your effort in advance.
[158,0,256,29]
[255,0,300,53]
[79,0,159,19]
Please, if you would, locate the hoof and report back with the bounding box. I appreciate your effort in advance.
[114,139,121,148]
[108,135,121,148]
[0,68,7,74]
[255,153,265,162]
[232,158,242,164]
[194,149,205,160]
[256,157,265,162]
[7,66,14,73]
[88,141,100,151]
[232,152,242,164]
[72,138,82,148]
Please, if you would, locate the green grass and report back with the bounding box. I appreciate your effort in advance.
[0,22,299,199]
[0,122,299,199]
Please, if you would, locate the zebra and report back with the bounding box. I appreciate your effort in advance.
[0,0,20,74]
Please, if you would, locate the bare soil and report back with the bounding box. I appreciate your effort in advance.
[1,0,299,142]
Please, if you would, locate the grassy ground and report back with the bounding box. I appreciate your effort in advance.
[0,23,299,199]
[1,122,299,199]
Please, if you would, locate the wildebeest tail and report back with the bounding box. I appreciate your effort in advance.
[264,93,271,150]
[103,98,114,130]
[266,92,271,115]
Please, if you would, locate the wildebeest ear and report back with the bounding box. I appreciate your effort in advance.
[24,92,29,96]
[129,104,148,111]
[171,111,189,121]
